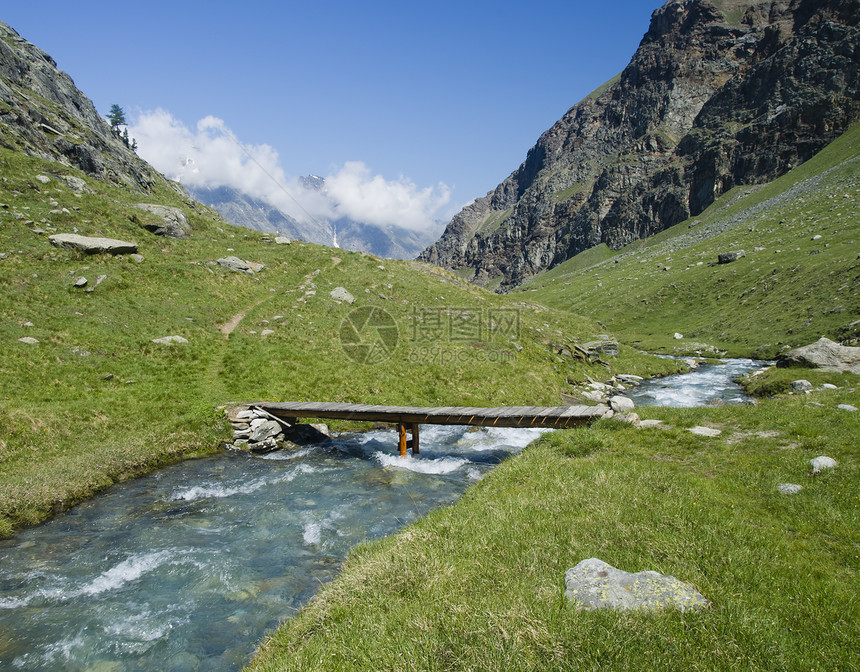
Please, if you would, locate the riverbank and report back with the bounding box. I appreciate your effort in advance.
[246,376,859,672]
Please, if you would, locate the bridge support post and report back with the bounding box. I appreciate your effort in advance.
[397,423,420,456]
[398,423,408,457]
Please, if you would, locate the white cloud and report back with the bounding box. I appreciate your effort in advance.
[129,109,450,232]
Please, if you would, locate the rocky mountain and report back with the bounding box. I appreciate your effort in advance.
[420,0,860,290]
[0,20,439,260]
[188,178,445,259]
[0,21,167,194]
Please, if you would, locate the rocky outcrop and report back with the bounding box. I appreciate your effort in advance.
[421,0,860,290]
[48,233,138,255]
[133,204,191,239]
[776,336,860,373]
[0,21,162,192]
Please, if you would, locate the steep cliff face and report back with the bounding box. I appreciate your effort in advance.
[420,0,860,290]
[0,21,162,192]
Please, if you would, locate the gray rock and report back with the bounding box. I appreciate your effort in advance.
[616,412,640,425]
[275,236,291,244]
[35,174,50,184]
[62,175,92,193]
[134,203,191,239]
[308,423,331,437]
[820,383,838,390]
[49,233,138,255]
[260,329,275,337]
[236,409,265,420]
[580,340,619,357]
[776,337,860,374]
[249,437,282,453]
[636,419,664,429]
[790,379,813,392]
[73,276,87,287]
[688,426,722,437]
[330,287,356,304]
[18,336,39,345]
[249,420,283,443]
[837,404,857,412]
[609,395,635,413]
[85,274,107,292]
[777,483,803,495]
[152,335,188,345]
[129,253,145,264]
[810,456,838,474]
[217,256,254,274]
[718,250,746,264]
[564,558,708,611]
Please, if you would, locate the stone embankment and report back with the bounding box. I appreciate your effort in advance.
[224,406,330,453]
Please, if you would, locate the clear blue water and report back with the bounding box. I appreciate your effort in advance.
[0,360,769,671]
[0,425,547,671]
[626,358,769,407]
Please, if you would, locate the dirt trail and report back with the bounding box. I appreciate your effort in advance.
[219,297,270,337]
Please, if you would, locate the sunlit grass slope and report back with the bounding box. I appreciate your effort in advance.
[247,385,859,672]
[519,123,860,357]
[0,149,679,536]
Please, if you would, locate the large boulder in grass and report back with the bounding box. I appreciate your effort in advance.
[564,558,708,612]
[777,337,860,374]
[134,203,191,239]
[49,233,137,255]
[217,256,265,274]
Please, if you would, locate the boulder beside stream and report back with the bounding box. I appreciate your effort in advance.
[777,337,860,374]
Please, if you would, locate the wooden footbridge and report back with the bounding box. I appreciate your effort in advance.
[251,401,608,456]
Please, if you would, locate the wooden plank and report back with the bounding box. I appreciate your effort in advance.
[255,401,606,428]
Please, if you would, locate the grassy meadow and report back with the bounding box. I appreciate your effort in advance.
[0,147,682,537]
[519,122,860,358]
[0,115,858,671]
[243,125,860,670]
[247,381,859,671]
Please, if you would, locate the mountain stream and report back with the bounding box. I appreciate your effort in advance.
[0,359,766,671]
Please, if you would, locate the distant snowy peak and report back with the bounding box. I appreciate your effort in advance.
[187,180,444,259]
[300,174,326,192]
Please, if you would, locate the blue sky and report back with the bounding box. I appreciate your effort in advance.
[3,1,662,230]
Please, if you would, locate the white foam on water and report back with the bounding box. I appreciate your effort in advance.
[456,426,549,452]
[0,595,31,609]
[13,633,87,669]
[302,521,322,546]
[373,451,469,474]
[258,447,314,461]
[168,464,319,502]
[77,550,174,597]
[632,359,766,407]
[104,609,176,651]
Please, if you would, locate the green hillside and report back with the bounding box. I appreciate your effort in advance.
[0,147,680,537]
[519,123,860,358]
